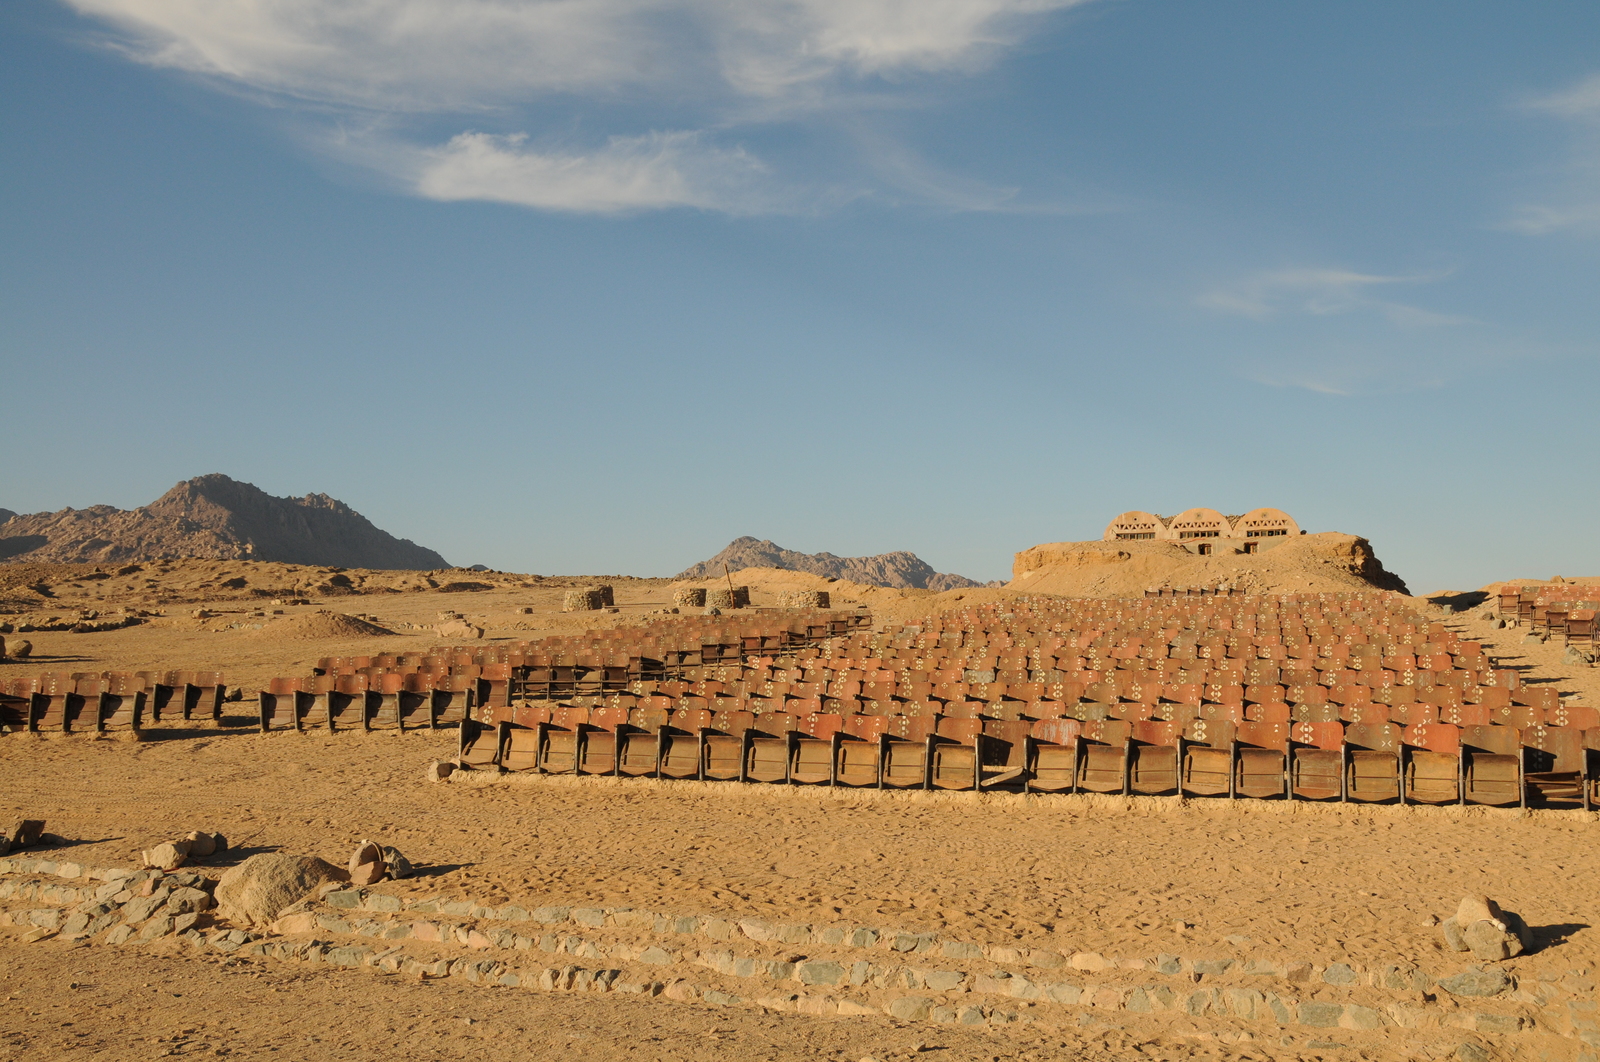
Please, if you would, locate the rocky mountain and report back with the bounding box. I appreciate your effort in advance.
[677,537,985,590]
[0,475,448,569]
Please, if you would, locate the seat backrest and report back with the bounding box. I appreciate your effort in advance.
[712,709,756,734]
[753,712,799,737]
[1236,720,1288,750]
[1441,703,1493,727]
[1030,718,1082,745]
[1290,720,1343,750]
[845,714,890,740]
[1406,721,1461,754]
[1131,719,1178,746]
[935,716,983,741]
[1082,719,1131,745]
[552,704,589,728]
[1344,722,1401,752]
[1345,703,1391,724]
[671,708,714,731]
[1460,723,1516,755]
[1182,717,1235,747]
[1199,703,1245,723]
[1547,704,1600,730]
[335,675,368,695]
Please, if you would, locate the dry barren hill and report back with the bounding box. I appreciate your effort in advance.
[0,474,447,570]
[678,536,985,590]
[1009,532,1410,597]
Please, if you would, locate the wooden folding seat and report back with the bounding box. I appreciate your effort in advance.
[1232,721,1289,798]
[65,677,106,732]
[458,717,504,769]
[660,708,712,779]
[328,675,371,730]
[432,674,475,726]
[1290,721,1344,800]
[576,705,630,775]
[975,718,1030,791]
[1076,719,1132,794]
[745,712,800,784]
[146,670,191,722]
[189,672,226,723]
[535,705,588,773]
[1126,720,1180,795]
[1402,723,1462,804]
[1522,725,1587,807]
[702,710,755,781]
[1107,701,1155,722]
[835,714,888,787]
[617,707,668,777]
[1344,723,1402,803]
[259,677,306,732]
[1491,704,1542,729]
[1179,717,1234,797]
[1460,724,1522,806]
[1024,718,1083,792]
[927,717,981,790]
[28,673,72,732]
[881,715,938,789]
[787,714,844,785]
[366,672,405,730]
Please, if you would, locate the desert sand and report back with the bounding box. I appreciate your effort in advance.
[0,556,1596,1061]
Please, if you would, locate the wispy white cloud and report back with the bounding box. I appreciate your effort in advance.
[1196,268,1470,327]
[410,130,777,215]
[62,0,1094,214]
[1504,72,1600,236]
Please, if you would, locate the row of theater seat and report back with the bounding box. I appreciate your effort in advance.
[457,702,1600,808]
[1499,585,1599,650]
[0,671,225,732]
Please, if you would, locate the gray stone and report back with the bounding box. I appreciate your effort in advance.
[1155,953,1183,975]
[1442,916,1470,952]
[1193,958,1234,977]
[1342,1005,1385,1030]
[143,842,190,871]
[849,927,879,947]
[530,906,571,924]
[797,962,844,986]
[1299,1001,1344,1027]
[1438,966,1511,998]
[571,907,605,927]
[1474,1013,1522,1034]
[1223,988,1263,1019]
[165,887,212,915]
[922,970,965,991]
[888,996,934,1021]
[1464,917,1525,961]
[138,915,175,940]
[1045,982,1082,1004]
[1322,963,1359,985]
[942,941,984,960]
[1456,1042,1491,1062]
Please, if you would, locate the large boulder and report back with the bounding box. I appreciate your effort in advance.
[1441,896,1533,961]
[214,854,346,925]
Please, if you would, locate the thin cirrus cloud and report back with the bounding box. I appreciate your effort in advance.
[1195,268,1471,328]
[1504,72,1600,236]
[62,0,1094,214]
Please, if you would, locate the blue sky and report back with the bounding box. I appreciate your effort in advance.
[3,0,1598,589]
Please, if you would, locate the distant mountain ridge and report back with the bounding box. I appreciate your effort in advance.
[0,474,448,569]
[677,537,985,590]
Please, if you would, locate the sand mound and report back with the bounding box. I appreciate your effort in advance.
[1008,532,1409,598]
[248,610,396,640]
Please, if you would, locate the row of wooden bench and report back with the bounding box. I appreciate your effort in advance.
[456,704,1599,809]
[0,671,226,732]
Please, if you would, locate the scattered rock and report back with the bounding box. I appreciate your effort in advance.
[213,854,346,925]
[165,887,213,915]
[0,819,45,856]
[1446,896,1531,961]
[183,831,226,858]
[1564,647,1594,666]
[142,841,191,871]
[1436,966,1511,998]
[380,846,413,881]
[427,761,455,783]
[435,620,484,640]
[8,640,31,660]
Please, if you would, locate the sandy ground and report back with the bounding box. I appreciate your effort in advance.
[1,563,1598,1060]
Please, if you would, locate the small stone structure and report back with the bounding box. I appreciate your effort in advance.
[672,588,707,609]
[705,587,750,610]
[562,590,605,612]
[778,590,830,609]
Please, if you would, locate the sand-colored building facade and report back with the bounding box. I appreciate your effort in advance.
[1103,507,1301,555]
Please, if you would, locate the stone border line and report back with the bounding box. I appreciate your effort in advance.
[0,856,1587,1060]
